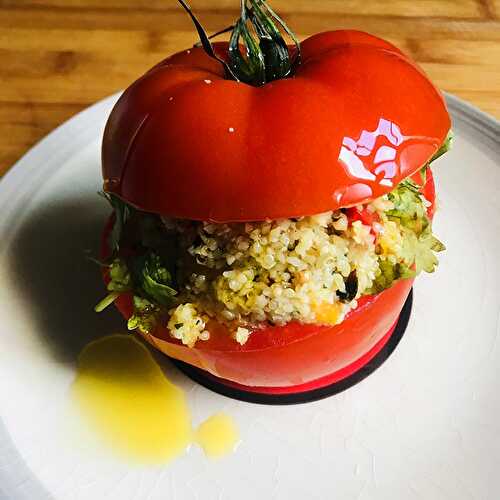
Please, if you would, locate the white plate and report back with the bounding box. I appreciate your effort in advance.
[0,93,499,500]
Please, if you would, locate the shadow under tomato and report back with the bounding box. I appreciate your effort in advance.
[6,195,124,365]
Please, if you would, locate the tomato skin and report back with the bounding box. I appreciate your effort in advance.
[111,278,411,387]
[414,168,436,217]
[345,207,378,227]
[102,30,450,222]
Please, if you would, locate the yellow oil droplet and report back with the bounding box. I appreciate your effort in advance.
[196,413,239,458]
[71,334,239,464]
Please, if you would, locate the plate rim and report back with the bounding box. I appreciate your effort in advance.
[0,92,498,500]
[444,93,499,145]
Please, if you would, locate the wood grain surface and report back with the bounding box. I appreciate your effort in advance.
[1,0,499,173]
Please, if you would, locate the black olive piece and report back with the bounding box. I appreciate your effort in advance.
[336,270,358,302]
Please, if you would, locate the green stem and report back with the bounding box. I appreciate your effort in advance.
[177,0,301,86]
[94,291,121,313]
[193,24,235,48]
[176,0,238,80]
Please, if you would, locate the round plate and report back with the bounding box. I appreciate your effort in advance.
[0,94,498,500]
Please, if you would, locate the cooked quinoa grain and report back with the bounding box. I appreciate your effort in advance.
[170,211,378,335]
[167,303,208,347]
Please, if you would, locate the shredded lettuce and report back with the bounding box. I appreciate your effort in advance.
[95,191,179,317]
[370,261,415,294]
[387,179,428,228]
[370,177,445,293]
[388,180,445,273]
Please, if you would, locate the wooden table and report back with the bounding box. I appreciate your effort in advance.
[1,0,499,174]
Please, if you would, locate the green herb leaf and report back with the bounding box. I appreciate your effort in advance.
[387,181,428,235]
[100,192,134,254]
[107,258,132,292]
[414,229,446,274]
[131,252,177,307]
[127,295,161,333]
[138,215,169,251]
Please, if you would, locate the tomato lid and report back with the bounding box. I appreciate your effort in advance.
[102,30,450,222]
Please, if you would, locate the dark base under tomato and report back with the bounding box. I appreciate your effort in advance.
[170,289,413,405]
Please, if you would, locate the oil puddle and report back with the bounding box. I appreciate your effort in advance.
[196,413,239,458]
[70,334,239,464]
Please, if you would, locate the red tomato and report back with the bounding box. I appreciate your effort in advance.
[345,207,378,227]
[412,167,436,217]
[102,30,450,222]
[112,278,412,387]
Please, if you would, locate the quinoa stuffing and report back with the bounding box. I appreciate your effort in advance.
[97,176,444,347]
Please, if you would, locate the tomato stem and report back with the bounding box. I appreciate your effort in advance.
[176,0,239,80]
[177,0,301,86]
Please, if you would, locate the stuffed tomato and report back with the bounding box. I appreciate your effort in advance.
[96,0,451,388]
